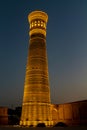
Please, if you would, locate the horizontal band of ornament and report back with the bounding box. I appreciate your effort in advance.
[23,102,51,105]
[28,11,48,23]
[24,88,49,92]
[29,28,46,36]
[25,73,48,78]
[24,89,50,92]
[25,71,48,76]
[24,85,49,89]
[30,34,46,40]
[24,90,50,93]
[24,82,49,85]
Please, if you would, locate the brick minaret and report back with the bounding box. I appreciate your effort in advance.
[20,10,53,127]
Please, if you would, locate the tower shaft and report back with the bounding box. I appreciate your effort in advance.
[20,11,53,126]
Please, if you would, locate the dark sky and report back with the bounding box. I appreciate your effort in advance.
[0,0,87,108]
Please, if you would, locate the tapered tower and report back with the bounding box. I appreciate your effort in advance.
[20,10,53,127]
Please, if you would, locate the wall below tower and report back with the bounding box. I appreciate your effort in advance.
[0,107,8,125]
[51,100,87,126]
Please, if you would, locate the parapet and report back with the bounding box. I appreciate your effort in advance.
[28,10,48,23]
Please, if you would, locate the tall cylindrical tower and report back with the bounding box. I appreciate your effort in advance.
[20,10,53,127]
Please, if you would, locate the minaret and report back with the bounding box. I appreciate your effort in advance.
[20,10,53,127]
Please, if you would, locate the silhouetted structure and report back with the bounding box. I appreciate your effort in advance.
[8,107,22,125]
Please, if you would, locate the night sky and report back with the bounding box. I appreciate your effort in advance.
[0,0,87,108]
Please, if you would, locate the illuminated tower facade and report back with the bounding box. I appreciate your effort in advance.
[20,10,53,127]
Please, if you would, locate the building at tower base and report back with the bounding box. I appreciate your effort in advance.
[0,107,8,125]
[51,100,87,126]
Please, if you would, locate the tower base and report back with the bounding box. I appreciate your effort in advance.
[20,120,53,127]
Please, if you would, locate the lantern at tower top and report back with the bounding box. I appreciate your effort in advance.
[28,10,48,37]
